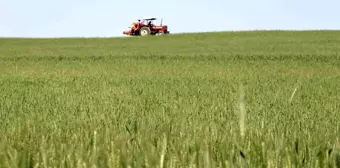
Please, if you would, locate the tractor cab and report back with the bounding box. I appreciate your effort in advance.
[139,17,157,27]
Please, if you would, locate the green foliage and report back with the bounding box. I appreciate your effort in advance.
[0,30,340,167]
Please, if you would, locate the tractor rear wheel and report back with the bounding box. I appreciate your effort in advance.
[139,27,151,36]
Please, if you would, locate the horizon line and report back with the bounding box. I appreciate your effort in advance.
[1,29,339,39]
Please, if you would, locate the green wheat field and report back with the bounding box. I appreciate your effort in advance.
[0,30,340,168]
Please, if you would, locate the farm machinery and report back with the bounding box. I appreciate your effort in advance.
[123,17,170,36]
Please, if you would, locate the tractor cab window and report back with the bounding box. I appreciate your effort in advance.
[141,20,153,26]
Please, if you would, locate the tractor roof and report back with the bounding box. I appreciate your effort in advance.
[141,17,157,20]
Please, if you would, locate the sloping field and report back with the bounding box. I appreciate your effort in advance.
[0,31,340,167]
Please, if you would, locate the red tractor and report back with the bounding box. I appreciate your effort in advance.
[123,17,170,36]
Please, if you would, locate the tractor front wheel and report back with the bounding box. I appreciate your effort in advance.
[139,27,151,36]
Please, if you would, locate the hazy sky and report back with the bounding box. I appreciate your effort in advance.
[1,0,339,37]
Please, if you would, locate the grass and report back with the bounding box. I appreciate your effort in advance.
[0,30,340,167]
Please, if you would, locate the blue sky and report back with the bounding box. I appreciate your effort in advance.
[1,0,339,37]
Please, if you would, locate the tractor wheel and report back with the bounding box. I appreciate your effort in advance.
[139,27,151,36]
